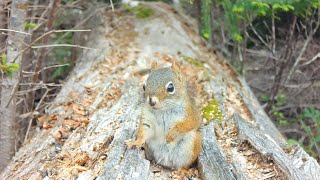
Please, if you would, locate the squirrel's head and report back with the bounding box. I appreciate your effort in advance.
[143,62,186,110]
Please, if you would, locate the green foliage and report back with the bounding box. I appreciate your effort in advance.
[287,138,301,146]
[271,93,288,124]
[51,32,73,80]
[260,94,270,103]
[303,107,320,127]
[202,99,223,124]
[201,0,212,39]
[275,94,286,106]
[0,53,20,77]
[123,4,154,19]
[299,107,320,157]
[24,22,38,29]
[208,0,320,42]
[181,55,204,67]
[270,97,320,158]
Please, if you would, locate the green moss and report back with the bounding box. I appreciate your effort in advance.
[181,56,204,67]
[123,4,154,19]
[202,99,223,124]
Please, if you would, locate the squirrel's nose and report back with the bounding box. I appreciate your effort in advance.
[149,98,156,106]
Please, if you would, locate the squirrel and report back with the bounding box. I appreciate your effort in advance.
[126,61,202,171]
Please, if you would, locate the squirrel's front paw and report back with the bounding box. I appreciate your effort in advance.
[126,140,144,148]
[166,131,177,143]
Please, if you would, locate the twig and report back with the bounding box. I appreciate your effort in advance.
[19,82,63,87]
[285,32,317,82]
[23,86,49,144]
[302,52,320,66]
[53,7,105,44]
[271,9,276,55]
[110,0,114,11]
[6,29,89,105]
[285,9,320,83]
[5,81,20,107]
[11,29,91,63]
[237,43,244,74]
[0,28,31,35]
[245,49,278,60]
[265,16,297,113]
[249,23,272,51]
[23,118,33,144]
[31,44,100,51]
[22,63,69,77]
[35,87,50,111]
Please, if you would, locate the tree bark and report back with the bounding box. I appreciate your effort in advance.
[0,0,28,172]
[1,2,319,179]
[0,0,8,53]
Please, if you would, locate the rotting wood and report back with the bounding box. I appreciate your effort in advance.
[97,123,150,180]
[198,123,236,180]
[288,145,320,180]
[236,77,285,145]
[234,113,315,180]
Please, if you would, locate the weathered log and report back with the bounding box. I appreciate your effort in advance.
[1,2,319,180]
[198,123,236,180]
[235,113,306,180]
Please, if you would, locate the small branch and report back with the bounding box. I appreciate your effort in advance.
[285,9,320,83]
[22,63,69,77]
[109,0,114,11]
[53,7,105,44]
[0,29,31,35]
[249,23,272,51]
[237,43,244,74]
[23,86,50,144]
[23,118,33,144]
[19,82,63,87]
[35,88,50,111]
[5,63,68,106]
[31,44,100,51]
[265,16,297,113]
[271,9,276,55]
[245,48,278,60]
[11,29,91,63]
[5,81,20,107]
[301,52,320,66]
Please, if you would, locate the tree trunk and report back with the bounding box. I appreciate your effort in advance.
[0,0,8,53]
[0,0,28,172]
[1,2,320,179]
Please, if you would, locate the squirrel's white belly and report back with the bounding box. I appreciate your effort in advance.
[144,106,195,169]
[146,130,196,169]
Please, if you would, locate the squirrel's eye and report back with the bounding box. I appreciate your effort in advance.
[143,84,146,91]
[166,82,175,94]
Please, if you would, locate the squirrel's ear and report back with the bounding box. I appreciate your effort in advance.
[151,61,158,70]
[172,61,183,82]
[172,61,180,72]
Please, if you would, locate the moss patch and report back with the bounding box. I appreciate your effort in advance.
[181,55,204,67]
[202,99,223,124]
[123,4,154,19]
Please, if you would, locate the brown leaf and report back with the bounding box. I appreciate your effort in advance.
[43,121,52,129]
[72,104,86,116]
[62,120,81,128]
